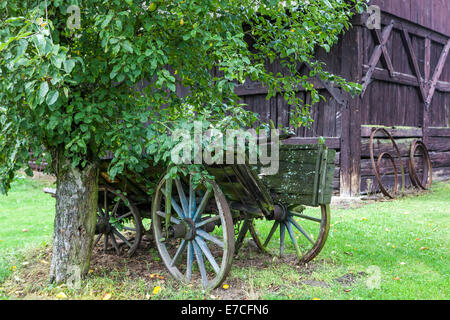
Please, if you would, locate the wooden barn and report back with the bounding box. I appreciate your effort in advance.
[232,0,450,197]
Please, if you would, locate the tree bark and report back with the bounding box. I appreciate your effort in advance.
[49,154,98,284]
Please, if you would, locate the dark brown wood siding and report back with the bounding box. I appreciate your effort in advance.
[370,0,450,36]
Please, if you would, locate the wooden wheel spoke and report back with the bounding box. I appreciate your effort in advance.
[170,197,185,219]
[290,211,321,223]
[94,234,102,247]
[111,199,121,216]
[110,233,120,254]
[193,241,209,288]
[175,178,189,216]
[263,221,279,248]
[156,210,180,224]
[189,176,196,218]
[113,228,132,247]
[195,215,220,229]
[196,229,224,248]
[170,240,187,267]
[192,189,212,222]
[285,221,302,258]
[280,223,286,255]
[195,237,220,274]
[288,217,315,245]
[104,233,109,253]
[161,189,184,219]
[186,242,194,282]
[116,211,132,221]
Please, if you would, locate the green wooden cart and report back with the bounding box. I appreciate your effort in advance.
[93,143,335,289]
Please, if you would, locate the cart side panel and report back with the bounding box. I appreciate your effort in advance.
[319,148,336,205]
[259,144,336,207]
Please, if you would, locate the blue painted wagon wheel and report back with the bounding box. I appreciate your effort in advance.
[152,173,235,290]
[94,186,143,257]
[248,204,330,263]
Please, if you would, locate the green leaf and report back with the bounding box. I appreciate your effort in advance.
[51,54,65,69]
[39,82,49,99]
[101,14,114,29]
[63,59,76,74]
[46,90,59,106]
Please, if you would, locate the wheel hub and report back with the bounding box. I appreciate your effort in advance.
[168,218,196,240]
[96,217,112,234]
[183,218,196,241]
[271,204,288,222]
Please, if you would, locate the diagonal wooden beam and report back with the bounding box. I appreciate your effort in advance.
[401,27,427,103]
[424,37,431,84]
[361,20,395,97]
[374,29,395,77]
[426,39,450,106]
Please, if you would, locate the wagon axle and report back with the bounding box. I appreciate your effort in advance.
[268,204,288,222]
[165,217,217,241]
[95,216,112,235]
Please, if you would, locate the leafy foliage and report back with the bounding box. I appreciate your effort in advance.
[0,0,366,193]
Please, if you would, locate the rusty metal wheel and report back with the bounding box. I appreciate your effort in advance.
[247,204,330,263]
[375,152,399,196]
[94,185,143,257]
[409,140,432,190]
[369,128,405,198]
[152,172,235,290]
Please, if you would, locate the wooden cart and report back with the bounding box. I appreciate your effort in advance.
[93,143,335,289]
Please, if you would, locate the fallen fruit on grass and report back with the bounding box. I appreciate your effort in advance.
[222,284,230,290]
[102,293,112,300]
[153,286,161,294]
[56,292,67,299]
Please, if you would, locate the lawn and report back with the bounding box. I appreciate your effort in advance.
[0,174,448,300]
[0,174,55,284]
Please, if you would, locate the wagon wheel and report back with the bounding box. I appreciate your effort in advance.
[94,185,143,257]
[152,173,235,290]
[248,204,330,263]
[409,140,432,190]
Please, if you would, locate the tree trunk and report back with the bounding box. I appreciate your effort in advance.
[49,155,98,284]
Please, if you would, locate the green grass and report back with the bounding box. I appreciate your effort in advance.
[0,174,55,284]
[0,175,448,300]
